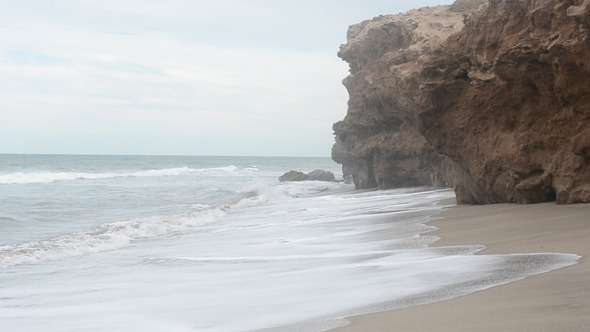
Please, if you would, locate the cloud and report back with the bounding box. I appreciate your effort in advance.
[0,0,454,156]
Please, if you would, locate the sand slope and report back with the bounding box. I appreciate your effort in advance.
[334,203,590,331]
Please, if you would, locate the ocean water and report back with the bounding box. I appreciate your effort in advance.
[0,154,579,331]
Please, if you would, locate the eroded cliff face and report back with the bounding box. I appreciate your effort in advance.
[418,0,590,204]
[332,4,476,189]
[333,0,590,204]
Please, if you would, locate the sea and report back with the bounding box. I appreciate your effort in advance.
[0,154,579,331]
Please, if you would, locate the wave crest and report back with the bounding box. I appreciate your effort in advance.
[0,207,226,268]
[0,165,258,184]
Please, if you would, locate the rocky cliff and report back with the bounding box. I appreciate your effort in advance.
[333,0,590,204]
[332,4,475,189]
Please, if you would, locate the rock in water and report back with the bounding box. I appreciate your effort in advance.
[306,170,336,182]
[279,171,308,182]
[278,170,337,182]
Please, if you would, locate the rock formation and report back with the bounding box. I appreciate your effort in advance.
[279,170,336,182]
[332,3,479,190]
[333,0,590,204]
[418,0,590,204]
[279,171,309,182]
[306,170,337,182]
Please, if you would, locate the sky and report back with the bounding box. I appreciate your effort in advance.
[0,0,454,157]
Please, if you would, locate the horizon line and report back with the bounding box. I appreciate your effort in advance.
[0,152,334,159]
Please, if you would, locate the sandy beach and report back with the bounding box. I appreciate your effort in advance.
[334,202,590,331]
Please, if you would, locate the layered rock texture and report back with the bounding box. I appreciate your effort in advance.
[333,0,590,204]
[332,3,474,190]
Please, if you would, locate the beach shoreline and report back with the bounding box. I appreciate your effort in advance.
[333,201,590,331]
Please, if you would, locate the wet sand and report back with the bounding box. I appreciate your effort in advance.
[334,202,590,331]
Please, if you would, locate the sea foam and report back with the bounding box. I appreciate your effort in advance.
[0,206,227,267]
[0,180,316,268]
[0,155,581,332]
[0,165,258,184]
[0,181,581,332]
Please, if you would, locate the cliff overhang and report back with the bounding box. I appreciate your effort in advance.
[333,0,590,204]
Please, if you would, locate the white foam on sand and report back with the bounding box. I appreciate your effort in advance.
[0,187,580,332]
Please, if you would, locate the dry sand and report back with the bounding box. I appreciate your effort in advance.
[333,202,590,331]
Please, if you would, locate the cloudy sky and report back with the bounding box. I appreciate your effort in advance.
[1,0,454,157]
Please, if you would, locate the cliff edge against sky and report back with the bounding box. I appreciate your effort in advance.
[333,0,590,204]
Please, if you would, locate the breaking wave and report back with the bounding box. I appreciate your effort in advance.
[0,207,227,268]
[0,180,336,268]
[0,165,259,184]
